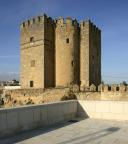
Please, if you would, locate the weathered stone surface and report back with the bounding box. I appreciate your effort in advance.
[119,84,126,92]
[72,84,79,93]
[80,21,101,87]
[20,15,55,89]
[90,84,96,91]
[111,84,119,92]
[20,14,101,89]
[0,100,77,138]
[80,85,85,92]
[104,84,109,92]
[98,84,104,91]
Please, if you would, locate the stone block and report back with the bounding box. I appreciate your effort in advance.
[6,110,18,129]
[0,111,7,132]
[95,101,110,113]
[47,103,60,124]
[111,84,119,92]
[104,85,109,92]
[123,102,128,114]
[78,101,96,113]
[119,84,126,92]
[98,84,104,92]
[19,108,34,130]
[80,85,85,92]
[110,102,124,114]
[72,85,79,93]
[40,105,48,125]
[90,84,96,91]
[33,108,41,123]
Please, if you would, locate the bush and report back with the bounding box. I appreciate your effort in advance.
[61,92,77,101]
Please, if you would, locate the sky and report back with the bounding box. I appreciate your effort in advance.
[0,0,128,83]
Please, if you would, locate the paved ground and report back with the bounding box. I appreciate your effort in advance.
[1,118,128,144]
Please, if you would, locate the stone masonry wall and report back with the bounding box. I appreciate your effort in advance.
[55,17,80,87]
[20,14,101,89]
[3,88,70,108]
[89,22,101,86]
[20,16,45,88]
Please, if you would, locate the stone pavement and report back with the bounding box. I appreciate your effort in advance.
[1,118,128,144]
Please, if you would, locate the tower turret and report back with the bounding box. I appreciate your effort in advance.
[80,20,101,87]
[55,17,80,87]
[20,14,55,88]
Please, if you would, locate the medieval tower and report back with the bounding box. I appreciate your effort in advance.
[20,14,101,88]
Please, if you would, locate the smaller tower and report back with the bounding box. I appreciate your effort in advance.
[80,20,101,87]
[55,17,79,87]
[20,14,55,88]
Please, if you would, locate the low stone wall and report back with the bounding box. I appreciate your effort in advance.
[76,92,101,100]
[0,100,77,138]
[2,99,128,137]
[76,91,128,101]
[101,91,128,101]
[5,88,69,97]
[3,88,70,107]
[78,100,128,121]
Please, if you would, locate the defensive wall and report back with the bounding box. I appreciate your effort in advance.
[78,100,128,121]
[3,83,128,108]
[3,88,70,107]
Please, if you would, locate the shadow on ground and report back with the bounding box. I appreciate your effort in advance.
[57,126,120,144]
[0,119,120,144]
[0,119,83,144]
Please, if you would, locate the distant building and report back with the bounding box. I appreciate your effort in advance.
[20,14,101,88]
[0,80,19,86]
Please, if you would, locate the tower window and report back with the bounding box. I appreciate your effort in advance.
[30,81,34,87]
[66,38,69,43]
[31,60,35,67]
[71,61,74,67]
[30,37,34,43]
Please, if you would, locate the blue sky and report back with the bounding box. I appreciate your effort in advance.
[0,0,128,83]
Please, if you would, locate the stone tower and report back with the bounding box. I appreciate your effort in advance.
[55,17,80,87]
[20,14,101,88]
[20,14,55,88]
[80,20,101,87]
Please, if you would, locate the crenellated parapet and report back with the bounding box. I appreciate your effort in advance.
[55,16,79,30]
[20,16,44,29]
[80,20,101,33]
[97,84,128,92]
[78,83,128,93]
[20,14,55,29]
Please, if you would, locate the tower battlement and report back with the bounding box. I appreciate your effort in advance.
[80,20,100,32]
[20,16,44,28]
[55,17,79,28]
[20,14,55,29]
[80,20,91,27]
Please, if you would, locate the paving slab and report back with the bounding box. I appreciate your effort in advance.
[1,118,128,144]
